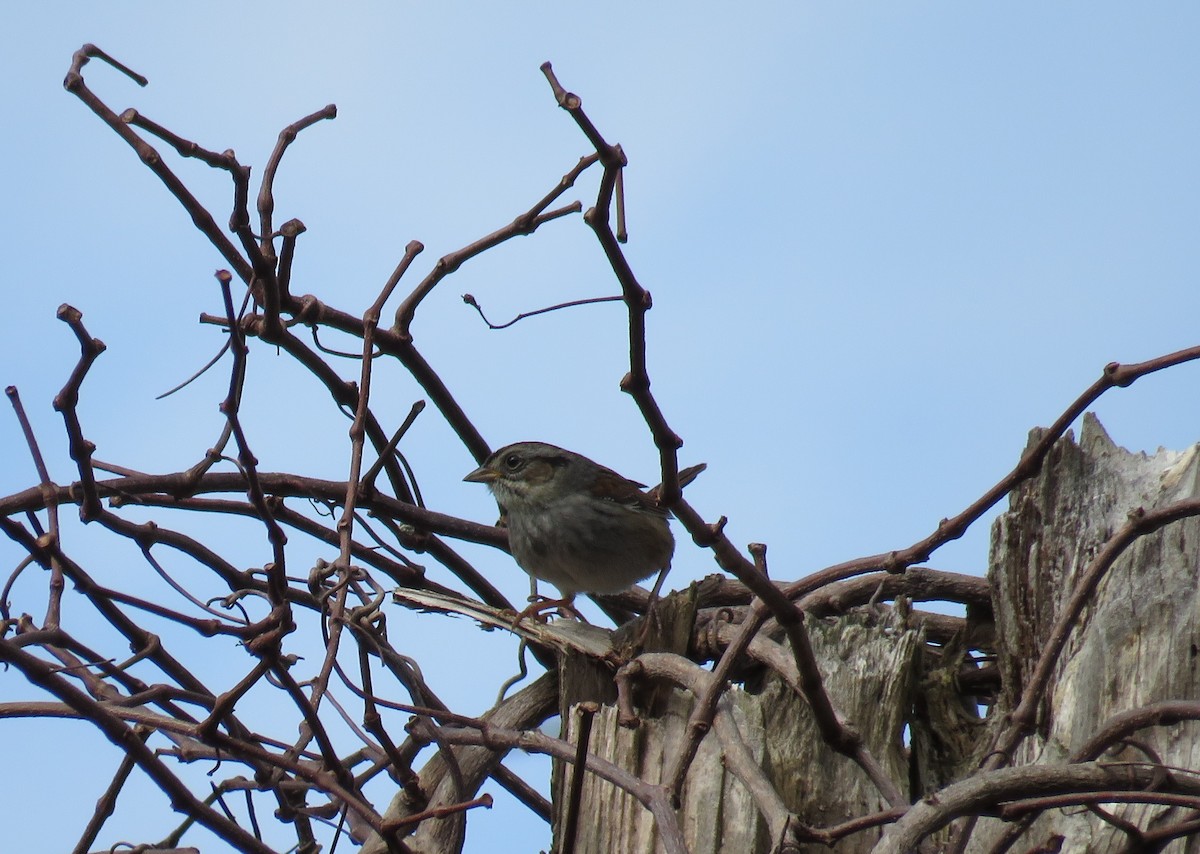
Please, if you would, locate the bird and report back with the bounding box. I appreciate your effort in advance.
[463,441,705,622]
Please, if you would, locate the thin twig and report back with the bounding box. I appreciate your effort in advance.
[461,293,622,329]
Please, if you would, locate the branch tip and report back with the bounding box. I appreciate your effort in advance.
[56,304,83,323]
[69,44,149,88]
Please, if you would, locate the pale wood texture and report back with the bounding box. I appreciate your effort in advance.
[974,413,1200,852]
[558,609,923,853]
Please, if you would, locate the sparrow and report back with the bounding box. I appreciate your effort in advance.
[464,441,705,620]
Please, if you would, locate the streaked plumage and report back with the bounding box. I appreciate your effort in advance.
[464,442,704,604]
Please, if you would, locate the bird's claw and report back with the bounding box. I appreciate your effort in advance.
[511,595,586,627]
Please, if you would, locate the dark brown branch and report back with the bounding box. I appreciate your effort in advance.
[258,104,338,249]
[277,218,306,300]
[71,726,152,854]
[2,470,505,549]
[5,386,67,629]
[120,108,240,169]
[309,240,427,758]
[0,640,276,853]
[51,305,106,521]
[362,400,426,496]
[216,271,290,608]
[64,45,253,284]
[1072,701,1200,762]
[392,155,598,337]
[876,763,1200,854]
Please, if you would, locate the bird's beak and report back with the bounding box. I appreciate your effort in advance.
[463,465,498,484]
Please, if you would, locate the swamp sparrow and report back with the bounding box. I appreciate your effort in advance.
[464,441,705,618]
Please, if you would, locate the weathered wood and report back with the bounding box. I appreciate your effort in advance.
[974,413,1200,852]
[558,608,923,853]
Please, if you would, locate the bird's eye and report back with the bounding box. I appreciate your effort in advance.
[503,453,522,470]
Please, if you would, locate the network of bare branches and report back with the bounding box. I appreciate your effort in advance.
[2,44,1200,854]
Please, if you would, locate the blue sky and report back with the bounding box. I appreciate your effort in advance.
[2,4,1199,852]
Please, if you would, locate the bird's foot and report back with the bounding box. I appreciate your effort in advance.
[512,595,585,626]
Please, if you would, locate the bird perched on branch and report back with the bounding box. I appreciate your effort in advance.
[464,441,705,622]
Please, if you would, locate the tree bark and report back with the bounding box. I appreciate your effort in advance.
[558,608,923,853]
[975,413,1200,852]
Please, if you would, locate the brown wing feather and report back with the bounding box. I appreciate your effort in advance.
[589,468,650,501]
[643,463,708,504]
[592,462,707,514]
